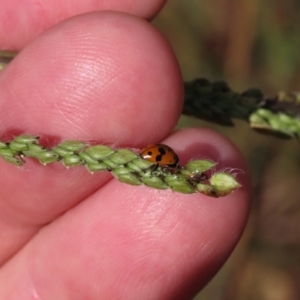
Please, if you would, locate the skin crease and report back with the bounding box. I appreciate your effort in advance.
[0,2,251,300]
[0,0,167,50]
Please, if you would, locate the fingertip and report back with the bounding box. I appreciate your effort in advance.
[0,11,183,145]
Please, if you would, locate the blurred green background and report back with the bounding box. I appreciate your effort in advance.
[153,1,300,299]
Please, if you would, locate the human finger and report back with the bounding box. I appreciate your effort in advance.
[0,11,183,265]
[0,127,250,299]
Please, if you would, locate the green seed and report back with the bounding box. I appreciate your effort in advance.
[185,160,216,173]
[112,170,142,185]
[209,172,241,196]
[196,183,218,197]
[85,145,114,160]
[109,149,137,164]
[14,135,39,144]
[53,147,73,157]
[37,151,59,164]
[57,140,87,151]
[78,152,99,164]
[142,175,168,189]
[164,175,194,194]
[8,141,28,151]
[2,154,23,166]
[62,155,84,167]
[86,162,109,172]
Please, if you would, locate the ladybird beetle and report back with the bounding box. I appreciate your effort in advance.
[139,144,179,168]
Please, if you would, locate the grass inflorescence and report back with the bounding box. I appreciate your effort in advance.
[0,135,241,197]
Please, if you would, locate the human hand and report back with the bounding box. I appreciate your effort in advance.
[0,1,251,299]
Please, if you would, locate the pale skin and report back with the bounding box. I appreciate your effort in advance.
[0,1,251,299]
